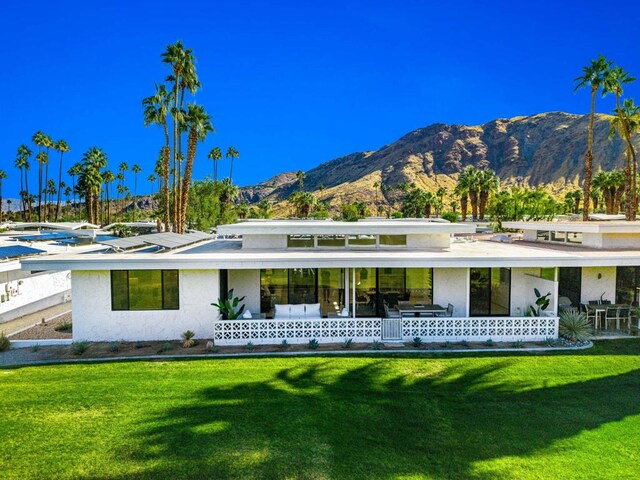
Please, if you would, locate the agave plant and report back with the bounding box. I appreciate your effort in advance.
[559,311,592,343]
[211,289,246,319]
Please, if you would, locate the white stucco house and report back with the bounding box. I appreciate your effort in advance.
[19,219,640,345]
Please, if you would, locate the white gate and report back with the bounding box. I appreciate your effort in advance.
[382,318,402,340]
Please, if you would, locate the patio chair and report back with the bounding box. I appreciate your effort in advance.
[583,304,599,330]
[383,303,400,319]
[604,306,619,331]
[617,306,631,331]
[435,303,454,317]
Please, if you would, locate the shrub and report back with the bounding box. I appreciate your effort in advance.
[308,339,319,350]
[459,340,469,348]
[181,330,196,348]
[54,321,72,332]
[544,337,556,347]
[71,341,90,356]
[390,211,403,219]
[441,341,452,349]
[31,344,41,353]
[161,342,172,352]
[484,339,494,347]
[0,332,11,352]
[245,341,255,351]
[559,311,591,343]
[342,338,353,349]
[511,340,524,349]
[412,337,423,348]
[109,342,119,352]
[279,339,290,350]
[441,211,458,222]
[371,340,383,350]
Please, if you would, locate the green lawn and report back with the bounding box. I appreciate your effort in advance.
[1,341,639,480]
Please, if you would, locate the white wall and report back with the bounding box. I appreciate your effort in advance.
[581,266,616,304]
[72,269,219,342]
[510,268,556,316]
[407,233,450,249]
[242,234,287,249]
[0,270,70,322]
[228,269,260,314]
[433,268,468,317]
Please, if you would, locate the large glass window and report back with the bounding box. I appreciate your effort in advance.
[379,235,407,247]
[469,268,511,316]
[260,268,288,313]
[289,268,316,305]
[616,266,639,305]
[348,234,376,247]
[317,235,346,248]
[287,235,314,248]
[355,267,377,317]
[111,270,179,311]
[318,268,345,315]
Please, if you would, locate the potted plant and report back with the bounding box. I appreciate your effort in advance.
[527,288,551,316]
[211,289,246,319]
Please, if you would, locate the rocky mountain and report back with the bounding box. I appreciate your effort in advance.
[239,112,638,208]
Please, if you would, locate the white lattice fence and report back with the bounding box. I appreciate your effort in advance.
[213,318,382,345]
[402,316,558,342]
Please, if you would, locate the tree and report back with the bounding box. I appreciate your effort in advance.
[455,166,481,221]
[296,170,306,192]
[226,146,239,184]
[179,104,214,233]
[131,164,142,222]
[67,163,82,219]
[401,188,429,218]
[208,146,222,183]
[102,170,115,224]
[257,199,273,219]
[593,169,625,214]
[55,139,69,220]
[32,131,47,221]
[78,148,108,224]
[42,135,54,220]
[15,145,32,220]
[147,174,157,195]
[0,169,7,223]
[574,55,613,220]
[217,178,239,219]
[289,191,317,218]
[478,169,500,220]
[143,83,173,232]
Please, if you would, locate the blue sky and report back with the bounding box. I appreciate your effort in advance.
[2,0,640,197]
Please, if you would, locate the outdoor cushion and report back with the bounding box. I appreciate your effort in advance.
[305,303,321,318]
[274,304,291,319]
[289,304,306,318]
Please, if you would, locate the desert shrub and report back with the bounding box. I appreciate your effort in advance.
[31,344,41,352]
[412,337,423,348]
[109,342,119,352]
[72,341,90,356]
[54,321,72,333]
[161,342,172,352]
[181,330,196,348]
[390,211,403,219]
[559,311,591,343]
[342,338,353,349]
[544,337,556,347]
[370,340,383,350]
[279,339,289,350]
[0,332,11,352]
[308,339,319,350]
[441,211,458,222]
[511,340,524,349]
[441,341,452,349]
[245,341,255,351]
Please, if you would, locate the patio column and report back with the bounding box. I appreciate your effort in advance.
[352,267,356,318]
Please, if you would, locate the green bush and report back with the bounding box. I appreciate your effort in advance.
[181,330,196,348]
[0,332,11,352]
[390,211,403,219]
[308,339,319,350]
[459,340,469,348]
[245,342,255,351]
[161,342,172,352]
[412,337,422,348]
[342,338,353,349]
[559,311,591,343]
[370,340,383,350]
[279,339,289,350]
[54,321,72,333]
[31,344,40,353]
[109,342,119,352]
[441,211,458,222]
[511,340,524,349]
[71,341,90,356]
[484,339,494,347]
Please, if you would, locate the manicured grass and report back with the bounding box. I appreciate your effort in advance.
[1,341,639,479]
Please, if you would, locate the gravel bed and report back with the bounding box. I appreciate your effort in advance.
[9,314,73,340]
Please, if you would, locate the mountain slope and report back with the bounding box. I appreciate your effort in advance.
[240,112,637,207]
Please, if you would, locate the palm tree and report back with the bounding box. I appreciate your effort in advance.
[208,147,222,182]
[593,170,625,214]
[102,170,115,224]
[32,131,47,221]
[67,163,82,219]
[217,178,239,219]
[226,146,239,184]
[574,55,613,220]
[118,162,129,220]
[0,169,7,223]
[44,179,56,221]
[54,139,69,221]
[15,145,32,220]
[289,191,317,218]
[179,104,214,232]
[147,174,157,195]
[78,148,107,224]
[131,164,142,222]
[42,135,54,220]
[143,83,173,232]
[478,169,500,220]
[455,169,472,221]
[296,170,305,192]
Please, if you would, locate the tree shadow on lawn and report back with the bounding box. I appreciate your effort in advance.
[94,358,640,480]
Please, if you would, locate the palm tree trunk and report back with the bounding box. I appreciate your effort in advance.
[469,190,479,221]
[460,196,468,221]
[479,191,488,220]
[55,152,63,221]
[583,88,597,221]
[38,161,42,222]
[180,128,198,234]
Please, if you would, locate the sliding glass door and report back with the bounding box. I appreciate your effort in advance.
[469,268,511,316]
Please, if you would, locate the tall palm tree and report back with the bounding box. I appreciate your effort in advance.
[44,179,56,221]
[118,162,129,220]
[102,170,115,224]
[180,104,214,232]
[217,178,239,219]
[42,135,54,220]
[54,139,69,220]
[289,191,317,218]
[147,174,157,195]
[0,169,7,223]
[226,146,239,184]
[15,145,32,220]
[296,170,305,192]
[208,147,222,182]
[143,83,173,232]
[574,55,613,220]
[79,148,108,224]
[131,164,142,222]
[478,169,500,220]
[67,163,82,219]
[32,131,47,221]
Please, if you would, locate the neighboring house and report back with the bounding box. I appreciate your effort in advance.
[19,219,640,345]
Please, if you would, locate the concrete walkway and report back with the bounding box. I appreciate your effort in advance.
[0,303,71,336]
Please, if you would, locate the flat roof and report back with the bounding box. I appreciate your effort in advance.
[20,238,640,271]
[502,221,640,234]
[216,219,475,236]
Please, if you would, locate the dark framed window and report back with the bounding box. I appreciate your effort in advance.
[111,270,179,311]
[616,266,640,305]
[469,267,511,316]
[559,267,581,307]
[356,268,433,317]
